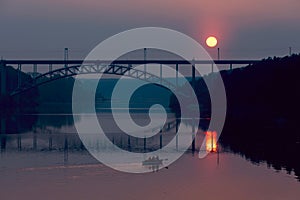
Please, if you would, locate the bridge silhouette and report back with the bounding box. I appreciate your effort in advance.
[0,59,260,97]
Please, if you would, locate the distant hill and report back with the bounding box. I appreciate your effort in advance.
[221,55,300,180]
[170,54,300,180]
[0,65,38,112]
[170,54,300,127]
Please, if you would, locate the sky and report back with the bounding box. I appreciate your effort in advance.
[0,0,300,60]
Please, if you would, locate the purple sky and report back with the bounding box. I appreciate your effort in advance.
[0,0,300,59]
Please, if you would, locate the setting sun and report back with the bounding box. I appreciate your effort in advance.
[206,36,218,48]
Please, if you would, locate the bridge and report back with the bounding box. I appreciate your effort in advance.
[0,59,260,97]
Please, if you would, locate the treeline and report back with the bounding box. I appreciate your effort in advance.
[220,54,300,181]
[0,65,76,113]
[170,54,300,180]
[0,65,38,113]
[37,77,75,113]
[171,54,300,123]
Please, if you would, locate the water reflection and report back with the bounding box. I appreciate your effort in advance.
[0,113,300,181]
[205,131,218,152]
[0,114,38,134]
[142,156,164,172]
[0,113,196,172]
[220,124,300,182]
[0,114,75,134]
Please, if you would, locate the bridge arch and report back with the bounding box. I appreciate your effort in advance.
[10,63,177,96]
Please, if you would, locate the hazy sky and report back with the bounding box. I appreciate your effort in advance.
[0,0,300,59]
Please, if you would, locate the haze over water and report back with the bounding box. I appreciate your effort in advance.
[1,112,300,199]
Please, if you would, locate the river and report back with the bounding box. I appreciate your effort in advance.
[0,113,299,199]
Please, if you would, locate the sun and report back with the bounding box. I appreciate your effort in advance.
[206,36,218,48]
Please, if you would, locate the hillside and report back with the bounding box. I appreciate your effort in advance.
[170,54,300,180]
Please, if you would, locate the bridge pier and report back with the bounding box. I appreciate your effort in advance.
[33,64,37,78]
[49,64,53,72]
[0,60,7,97]
[192,64,195,90]
[175,64,178,88]
[176,119,179,151]
[160,64,162,84]
[17,64,22,88]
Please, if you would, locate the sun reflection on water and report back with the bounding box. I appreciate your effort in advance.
[205,131,218,152]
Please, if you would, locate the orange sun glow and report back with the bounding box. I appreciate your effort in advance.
[206,36,218,48]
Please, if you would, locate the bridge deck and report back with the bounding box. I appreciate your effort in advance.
[3,60,260,65]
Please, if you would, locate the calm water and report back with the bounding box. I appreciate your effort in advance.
[0,113,299,199]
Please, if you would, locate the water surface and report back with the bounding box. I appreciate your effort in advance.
[0,113,299,199]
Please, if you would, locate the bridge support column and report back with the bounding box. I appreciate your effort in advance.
[0,60,7,97]
[175,64,178,88]
[33,64,37,78]
[176,119,179,151]
[192,64,195,90]
[17,64,22,88]
[49,64,52,72]
[144,48,147,79]
[160,64,162,84]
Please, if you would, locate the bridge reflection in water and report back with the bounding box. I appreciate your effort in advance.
[0,117,217,162]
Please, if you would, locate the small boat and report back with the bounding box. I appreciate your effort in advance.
[142,156,163,166]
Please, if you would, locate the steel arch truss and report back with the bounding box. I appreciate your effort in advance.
[10,63,176,96]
